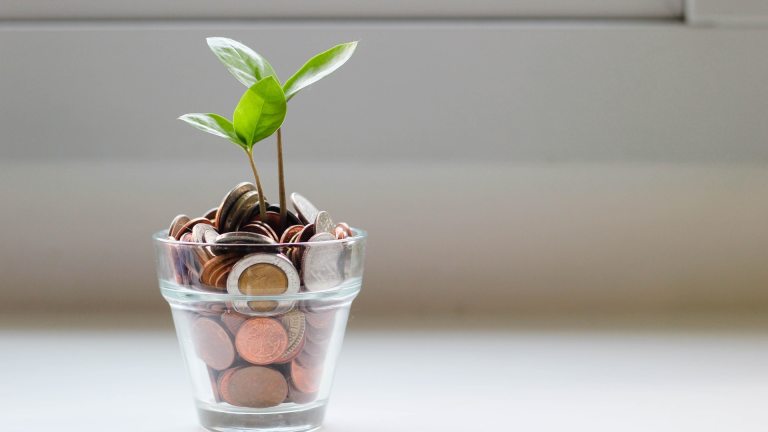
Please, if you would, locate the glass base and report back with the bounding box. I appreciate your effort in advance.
[197,400,327,432]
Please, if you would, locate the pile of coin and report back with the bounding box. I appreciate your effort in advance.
[189,305,336,407]
[166,183,356,407]
[167,183,354,305]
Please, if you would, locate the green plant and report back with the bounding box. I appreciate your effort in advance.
[206,37,358,226]
[178,76,286,221]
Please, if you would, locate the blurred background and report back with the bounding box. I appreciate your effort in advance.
[2,1,768,431]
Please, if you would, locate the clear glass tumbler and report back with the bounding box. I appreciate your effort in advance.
[153,229,366,432]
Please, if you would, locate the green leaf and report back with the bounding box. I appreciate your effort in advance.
[233,76,287,149]
[206,37,279,88]
[283,41,358,101]
[178,113,244,147]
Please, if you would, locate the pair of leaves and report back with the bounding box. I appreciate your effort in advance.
[179,37,357,150]
[179,76,286,151]
[206,37,358,101]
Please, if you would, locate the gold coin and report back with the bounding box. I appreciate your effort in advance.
[240,263,289,312]
[239,263,289,295]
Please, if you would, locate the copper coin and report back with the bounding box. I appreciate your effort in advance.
[175,217,213,240]
[290,360,321,394]
[280,225,304,244]
[242,221,279,242]
[169,214,190,238]
[261,211,285,236]
[295,350,324,369]
[192,317,236,371]
[213,260,238,289]
[220,366,288,408]
[297,224,316,243]
[208,255,240,288]
[203,207,218,221]
[275,310,306,363]
[267,205,303,227]
[216,366,240,402]
[215,182,257,231]
[287,384,317,404]
[200,253,239,287]
[221,310,248,336]
[333,226,348,240]
[335,222,353,237]
[235,318,289,365]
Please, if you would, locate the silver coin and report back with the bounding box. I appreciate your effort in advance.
[301,232,344,292]
[192,224,219,243]
[227,253,300,316]
[169,214,190,238]
[215,231,276,245]
[215,182,256,230]
[314,211,334,234]
[291,192,320,225]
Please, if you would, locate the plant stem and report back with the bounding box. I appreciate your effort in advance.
[245,149,268,222]
[276,127,287,228]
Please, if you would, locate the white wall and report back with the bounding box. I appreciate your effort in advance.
[1,13,767,315]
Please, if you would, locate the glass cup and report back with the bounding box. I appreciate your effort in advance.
[153,228,366,432]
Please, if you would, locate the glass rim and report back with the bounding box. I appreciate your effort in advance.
[152,226,367,247]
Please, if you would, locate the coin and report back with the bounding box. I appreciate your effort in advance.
[214,182,256,231]
[298,223,316,243]
[295,349,324,369]
[220,310,248,336]
[267,204,302,226]
[305,327,333,346]
[169,214,190,238]
[213,231,276,255]
[192,317,236,371]
[200,253,240,288]
[203,207,218,221]
[301,337,327,357]
[275,310,306,364]
[280,225,304,244]
[219,366,288,408]
[287,384,317,404]
[241,221,279,242]
[290,360,321,394]
[224,190,261,233]
[235,317,289,365]
[336,222,353,236]
[305,309,336,329]
[215,231,276,245]
[176,217,214,240]
[192,223,219,244]
[301,233,343,292]
[195,302,228,318]
[314,211,334,234]
[290,193,320,225]
[213,261,238,289]
[260,211,286,236]
[333,226,348,239]
[227,253,300,315]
